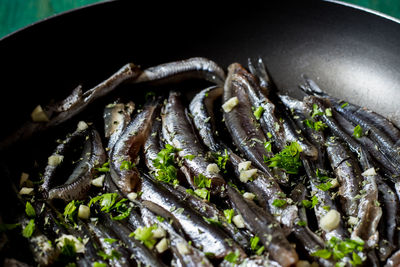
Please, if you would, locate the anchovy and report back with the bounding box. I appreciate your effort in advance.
[247,57,273,94]
[161,181,252,250]
[189,86,224,152]
[103,101,135,151]
[227,149,298,229]
[222,63,271,173]
[143,116,163,172]
[162,91,226,196]
[140,173,246,259]
[290,184,335,267]
[226,185,298,267]
[326,138,362,218]
[40,126,106,201]
[140,207,213,267]
[110,100,161,194]
[97,209,167,267]
[377,180,400,261]
[134,57,226,86]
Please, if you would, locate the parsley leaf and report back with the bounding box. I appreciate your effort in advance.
[153,144,181,185]
[119,160,135,170]
[95,161,110,172]
[130,225,157,249]
[22,219,35,238]
[223,209,234,224]
[224,250,240,264]
[272,199,287,208]
[311,104,324,118]
[353,125,363,138]
[316,181,333,191]
[265,142,302,174]
[64,200,82,224]
[253,106,264,120]
[25,202,36,218]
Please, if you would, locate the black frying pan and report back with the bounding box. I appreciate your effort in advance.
[0,0,399,263]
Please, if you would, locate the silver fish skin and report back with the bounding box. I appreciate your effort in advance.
[385,249,400,267]
[140,174,246,260]
[162,91,226,196]
[143,117,163,172]
[0,63,142,151]
[302,159,348,241]
[140,207,213,267]
[40,127,106,201]
[326,138,362,218]
[134,57,226,86]
[110,100,161,194]
[247,57,273,95]
[227,149,298,229]
[227,186,299,267]
[104,101,135,151]
[189,85,224,152]
[222,64,271,174]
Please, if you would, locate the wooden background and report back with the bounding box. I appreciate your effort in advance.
[1,0,400,38]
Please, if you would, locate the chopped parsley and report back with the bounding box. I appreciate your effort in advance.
[22,219,35,238]
[264,141,272,152]
[93,263,107,267]
[265,141,302,174]
[272,199,287,208]
[104,238,118,244]
[341,102,349,108]
[89,193,131,220]
[119,160,135,170]
[253,106,264,120]
[95,161,110,172]
[297,220,307,226]
[130,225,157,249]
[194,174,212,188]
[203,216,222,227]
[316,181,333,192]
[353,125,363,138]
[304,119,327,131]
[311,237,365,266]
[215,149,229,172]
[61,238,76,257]
[25,202,36,218]
[224,250,240,264]
[250,236,265,255]
[64,200,82,224]
[153,144,180,185]
[97,249,121,260]
[302,195,319,209]
[316,169,331,182]
[223,209,235,224]
[194,188,210,201]
[184,154,196,160]
[311,104,324,118]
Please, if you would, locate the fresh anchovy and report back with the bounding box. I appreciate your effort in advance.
[97,210,167,267]
[143,116,163,172]
[140,207,213,267]
[189,86,224,152]
[326,138,362,218]
[86,221,132,267]
[290,184,335,267]
[228,63,287,152]
[301,76,400,145]
[40,126,106,201]
[377,180,400,261]
[385,249,400,267]
[334,111,400,179]
[103,101,135,151]
[0,64,142,151]
[303,159,348,241]
[247,57,273,94]
[140,174,246,259]
[135,57,226,86]
[161,181,252,250]
[301,77,400,166]
[227,149,298,229]
[226,185,298,267]
[110,100,161,194]
[162,91,226,196]
[222,63,271,173]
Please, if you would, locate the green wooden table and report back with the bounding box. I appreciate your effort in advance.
[1,0,400,39]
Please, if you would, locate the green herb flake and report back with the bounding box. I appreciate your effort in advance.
[223,209,234,224]
[22,219,35,238]
[302,195,319,209]
[194,188,210,201]
[63,200,82,224]
[119,160,135,170]
[131,225,157,249]
[316,169,331,182]
[253,106,264,120]
[25,202,36,218]
[316,181,333,192]
[311,104,324,118]
[297,220,307,226]
[353,125,363,138]
[194,174,211,188]
[272,199,287,208]
[267,132,273,139]
[153,144,181,185]
[95,161,110,172]
[203,216,222,227]
[97,249,121,260]
[61,238,76,257]
[264,141,272,152]
[0,223,20,232]
[104,238,118,244]
[215,149,229,171]
[184,154,196,160]
[311,249,332,259]
[325,108,333,117]
[224,250,240,264]
[265,142,302,174]
[341,102,349,108]
[157,216,165,222]
[93,262,107,267]
[250,236,260,251]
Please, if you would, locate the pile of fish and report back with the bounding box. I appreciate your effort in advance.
[6,57,400,266]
